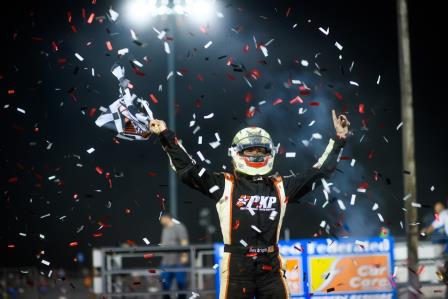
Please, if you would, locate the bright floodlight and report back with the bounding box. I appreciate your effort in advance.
[184,0,216,22]
[124,0,157,24]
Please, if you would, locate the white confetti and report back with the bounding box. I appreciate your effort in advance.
[251,225,262,233]
[269,211,277,220]
[301,60,309,67]
[430,186,435,192]
[40,213,50,219]
[193,126,200,134]
[130,29,138,40]
[308,120,315,126]
[320,220,326,228]
[17,107,26,114]
[48,175,56,181]
[213,264,219,269]
[335,42,343,51]
[350,194,356,205]
[260,45,268,57]
[285,152,296,158]
[198,136,202,144]
[41,260,50,266]
[350,159,356,167]
[240,239,248,247]
[411,202,421,208]
[196,151,205,161]
[204,41,213,49]
[209,185,220,194]
[319,27,329,35]
[164,42,171,54]
[198,168,206,177]
[74,53,84,61]
[337,199,346,210]
[86,147,95,154]
[377,75,381,85]
[349,81,359,87]
[396,122,403,130]
[377,213,384,222]
[403,193,412,201]
[143,237,150,245]
[372,203,379,211]
[109,8,119,21]
[203,113,214,119]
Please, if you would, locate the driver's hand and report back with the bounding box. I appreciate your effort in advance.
[149,119,167,135]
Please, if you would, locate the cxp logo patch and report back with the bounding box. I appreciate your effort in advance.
[236,195,277,211]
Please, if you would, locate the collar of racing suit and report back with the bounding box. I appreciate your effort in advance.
[234,170,279,182]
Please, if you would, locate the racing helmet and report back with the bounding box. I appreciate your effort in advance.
[228,127,277,176]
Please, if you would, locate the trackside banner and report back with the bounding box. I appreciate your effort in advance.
[213,238,395,299]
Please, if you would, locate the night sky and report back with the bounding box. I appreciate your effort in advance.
[1,0,446,269]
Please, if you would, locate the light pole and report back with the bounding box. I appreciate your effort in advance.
[123,0,218,218]
[396,0,419,296]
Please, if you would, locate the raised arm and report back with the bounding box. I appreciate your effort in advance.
[283,110,350,203]
[149,119,224,201]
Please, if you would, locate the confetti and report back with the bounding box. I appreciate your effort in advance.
[377,213,384,222]
[337,199,346,210]
[377,75,381,85]
[17,107,26,114]
[74,53,84,61]
[204,41,213,48]
[396,122,403,130]
[143,237,150,245]
[349,81,359,87]
[319,27,330,35]
[240,239,248,247]
[372,203,379,211]
[41,259,50,266]
[251,225,262,233]
[209,185,220,193]
[86,147,95,154]
[335,42,343,50]
[285,152,296,158]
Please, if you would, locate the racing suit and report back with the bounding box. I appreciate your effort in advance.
[158,129,346,299]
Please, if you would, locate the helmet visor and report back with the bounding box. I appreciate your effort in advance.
[232,135,275,154]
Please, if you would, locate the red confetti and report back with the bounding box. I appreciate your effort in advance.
[69,242,78,247]
[358,182,369,190]
[106,41,113,51]
[243,44,250,53]
[197,74,204,82]
[93,233,103,238]
[7,244,15,248]
[299,85,311,96]
[95,166,103,175]
[148,172,157,177]
[132,67,145,76]
[149,94,158,104]
[226,73,235,80]
[262,265,273,271]
[359,103,365,114]
[7,89,15,95]
[144,253,155,259]
[125,208,131,214]
[233,219,240,230]
[289,96,303,104]
[273,98,283,106]
[51,41,59,51]
[286,6,292,17]
[88,107,97,118]
[309,102,320,106]
[67,11,72,23]
[244,92,252,103]
[8,177,18,184]
[368,150,375,159]
[148,269,157,273]
[250,69,261,80]
[87,13,95,24]
[335,92,343,100]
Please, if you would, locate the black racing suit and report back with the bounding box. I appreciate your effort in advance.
[158,130,346,299]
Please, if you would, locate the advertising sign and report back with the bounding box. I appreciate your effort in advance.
[214,238,395,299]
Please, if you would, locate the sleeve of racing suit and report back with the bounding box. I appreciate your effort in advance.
[158,129,225,202]
[283,136,346,203]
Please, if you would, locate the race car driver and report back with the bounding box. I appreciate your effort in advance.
[149,110,349,299]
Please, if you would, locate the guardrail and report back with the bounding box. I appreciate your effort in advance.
[93,244,216,298]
